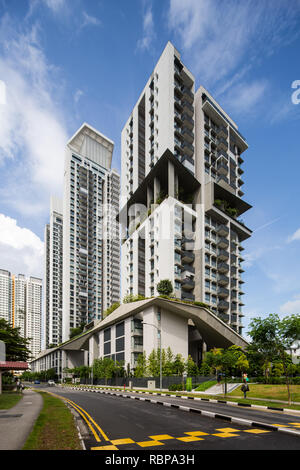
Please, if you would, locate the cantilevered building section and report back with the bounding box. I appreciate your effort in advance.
[120,41,251,336]
[62,123,120,342]
[43,197,63,349]
[194,87,252,334]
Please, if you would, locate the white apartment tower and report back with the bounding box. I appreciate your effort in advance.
[26,277,42,358]
[62,123,120,342]
[0,269,42,358]
[43,197,63,348]
[120,42,251,335]
[0,269,12,323]
[14,274,26,337]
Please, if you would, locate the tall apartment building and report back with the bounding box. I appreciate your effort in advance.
[120,42,251,335]
[62,123,120,342]
[26,277,42,358]
[14,274,26,337]
[0,269,12,323]
[43,197,63,349]
[0,269,42,357]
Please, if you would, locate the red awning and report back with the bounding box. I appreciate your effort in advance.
[0,362,28,370]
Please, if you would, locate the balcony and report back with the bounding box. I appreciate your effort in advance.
[217,224,229,237]
[217,237,229,249]
[182,87,194,103]
[217,125,228,139]
[217,137,228,152]
[181,291,195,302]
[218,300,229,310]
[217,274,229,286]
[182,127,194,143]
[217,249,229,261]
[217,262,229,273]
[182,100,194,116]
[218,312,230,323]
[217,161,228,176]
[181,276,195,291]
[217,287,229,298]
[217,174,229,186]
[182,141,194,156]
[182,251,194,264]
[182,113,194,129]
[182,264,195,274]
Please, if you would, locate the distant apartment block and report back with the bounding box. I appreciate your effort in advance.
[25,277,42,358]
[43,196,63,349]
[62,123,120,342]
[0,269,42,358]
[120,42,251,335]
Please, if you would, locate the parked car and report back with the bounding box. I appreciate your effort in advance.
[48,380,55,386]
[34,380,40,384]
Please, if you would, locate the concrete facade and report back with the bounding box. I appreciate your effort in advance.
[119,41,252,337]
[62,123,120,342]
[30,298,248,378]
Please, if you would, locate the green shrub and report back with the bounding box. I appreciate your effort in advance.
[194,380,217,392]
[168,383,184,391]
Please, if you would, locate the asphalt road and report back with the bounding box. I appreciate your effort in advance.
[33,384,300,451]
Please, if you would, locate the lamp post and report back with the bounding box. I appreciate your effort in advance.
[142,321,162,391]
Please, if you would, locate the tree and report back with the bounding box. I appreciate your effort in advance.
[0,318,31,361]
[163,347,174,376]
[172,353,185,376]
[69,322,86,339]
[147,349,159,376]
[248,313,300,404]
[134,352,147,378]
[185,355,199,376]
[205,346,249,395]
[156,279,173,296]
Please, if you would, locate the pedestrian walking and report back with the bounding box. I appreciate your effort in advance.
[241,382,249,399]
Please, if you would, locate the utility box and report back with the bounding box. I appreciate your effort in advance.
[147,380,155,389]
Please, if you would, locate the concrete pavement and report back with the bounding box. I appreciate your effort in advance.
[0,389,43,450]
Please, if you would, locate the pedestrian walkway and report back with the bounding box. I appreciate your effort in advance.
[192,383,241,395]
[0,389,43,450]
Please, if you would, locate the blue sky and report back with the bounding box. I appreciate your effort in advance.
[0,0,300,337]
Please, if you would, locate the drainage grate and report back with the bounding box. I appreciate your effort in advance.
[0,414,23,418]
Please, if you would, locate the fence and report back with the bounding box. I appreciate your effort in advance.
[80,375,214,389]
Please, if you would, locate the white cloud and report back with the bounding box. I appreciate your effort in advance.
[221,80,268,116]
[0,213,44,278]
[287,228,300,243]
[0,14,68,216]
[74,89,84,104]
[137,5,155,51]
[168,0,300,86]
[81,11,101,30]
[280,296,300,315]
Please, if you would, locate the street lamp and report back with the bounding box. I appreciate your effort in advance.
[142,321,162,391]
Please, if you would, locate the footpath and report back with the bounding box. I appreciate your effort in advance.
[0,389,43,450]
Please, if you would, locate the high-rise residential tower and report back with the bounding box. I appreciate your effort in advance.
[26,276,42,358]
[0,269,42,357]
[62,123,120,342]
[43,197,63,348]
[0,269,11,323]
[120,42,251,335]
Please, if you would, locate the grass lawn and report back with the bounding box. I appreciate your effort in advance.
[0,391,23,409]
[227,383,300,403]
[23,391,82,450]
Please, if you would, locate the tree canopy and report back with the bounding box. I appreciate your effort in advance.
[0,318,31,362]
